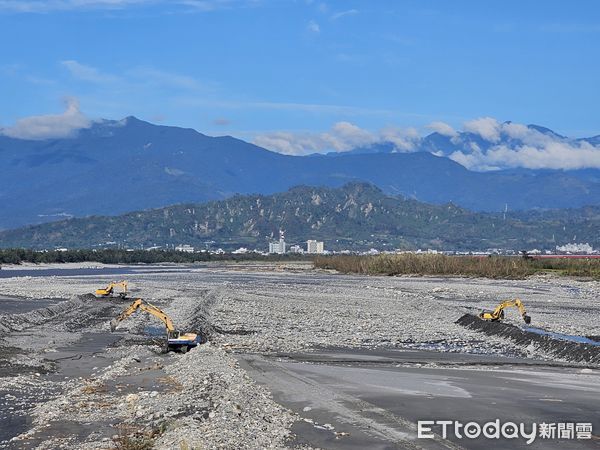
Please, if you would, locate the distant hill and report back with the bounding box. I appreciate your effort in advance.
[1,182,598,251]
[1,116,599,229]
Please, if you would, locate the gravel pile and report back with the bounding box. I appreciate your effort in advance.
[12,343,297,449]
[155,344,296,449]
[0,296,84,334]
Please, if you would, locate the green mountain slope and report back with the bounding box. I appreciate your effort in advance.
[1,183,598,251]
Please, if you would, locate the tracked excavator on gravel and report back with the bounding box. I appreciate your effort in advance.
[110,298,199,353]
[96,281,129,299]
[479,298,531,324]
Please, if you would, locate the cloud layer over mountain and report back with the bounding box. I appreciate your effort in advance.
[254,117,600,171]
[1,104,599,171]
[0,97,91,140]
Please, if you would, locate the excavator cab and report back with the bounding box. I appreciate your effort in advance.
[96,281,128,299]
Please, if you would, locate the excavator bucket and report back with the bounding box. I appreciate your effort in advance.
[523,314,532,325]
[110,319,119,332]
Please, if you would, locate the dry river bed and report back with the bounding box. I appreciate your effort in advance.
[0,262,598,449]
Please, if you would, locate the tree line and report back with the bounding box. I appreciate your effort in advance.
[0,249,310,265]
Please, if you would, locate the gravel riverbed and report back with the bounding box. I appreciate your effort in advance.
[0,262,598,448]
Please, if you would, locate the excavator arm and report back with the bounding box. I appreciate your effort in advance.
[480,298,531,324]
[110,298,175,332]
[109,298,199,353]
[138,303,176,333]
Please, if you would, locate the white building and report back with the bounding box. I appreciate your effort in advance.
[307,240,324,254]
[556,243,594,254]
[268,230,287,254]
[289,245,303,254]
[175,244,194,253]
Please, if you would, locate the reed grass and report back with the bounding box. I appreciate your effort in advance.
[313,254,600,279]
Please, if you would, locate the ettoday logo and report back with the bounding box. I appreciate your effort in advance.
[418,420,593,444]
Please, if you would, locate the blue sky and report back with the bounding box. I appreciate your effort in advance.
[1,0,599,158]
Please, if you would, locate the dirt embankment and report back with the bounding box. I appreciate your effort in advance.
[0,294,107,335]
[457,313,600,365]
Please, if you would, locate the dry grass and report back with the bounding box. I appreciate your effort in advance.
[81,381,108,395]
[157,375,184,393]
[112,424,159,450]
[529,257,600,278]
[314,254,600,279]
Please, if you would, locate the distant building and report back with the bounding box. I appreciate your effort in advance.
[268,230,287,254]
[175,244,194,253]
[556,243,594,254]
[269,242,283,254]
[289,245,303,254]
[307,240,324,254]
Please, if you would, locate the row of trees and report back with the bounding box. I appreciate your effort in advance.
[0,249,310,265]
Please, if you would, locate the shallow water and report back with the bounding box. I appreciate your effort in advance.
[0,264,209,279]
[524,326,600,347]
[0,296,62,315]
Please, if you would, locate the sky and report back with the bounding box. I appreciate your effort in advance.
[1,0,600,168]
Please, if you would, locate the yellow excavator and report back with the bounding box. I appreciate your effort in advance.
[110,298,199,353]
[479,298,531,324]
[96,281,129,299]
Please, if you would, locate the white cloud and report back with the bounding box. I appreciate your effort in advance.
[501,121,558,146]
[328,121,373,147]
[495,142,599,170]
[426,121,457,137]
[501,122,530,140]
[61,60,119,83]
[463,117,501,142]
[448,121,600,170]
[0,97,91,140]
[255,117,600,170]
[307,20,320,33]
[254,132,317,156]
[178,98,396,116]
[177,0,260,12]
[254,122,375,155]
[331,9,357,20]
[61,60,207,92]
[0,0,156,12]
[126,67,202,89]
[0,0,258,12]
[380,126,420,152]
[253,122,420,156]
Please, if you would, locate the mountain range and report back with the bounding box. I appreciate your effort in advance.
[1,183,598,251]
[0,116,599,230]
